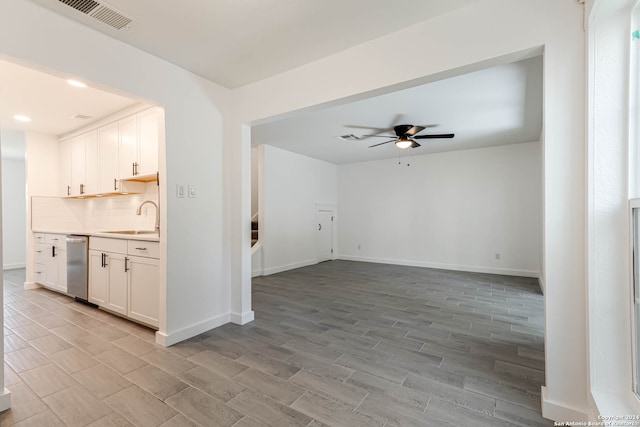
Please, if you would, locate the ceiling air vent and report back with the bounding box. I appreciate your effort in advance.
[71,113,92,120]
[56,0,134,30]
[58,0,99,14]
[337,134,361,141]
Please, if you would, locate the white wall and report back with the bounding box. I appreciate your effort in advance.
[1,0,232,346]
[1,157,26,269]
[260,145,337,275]
[1,130,26,270]
[338,142,541,277]
[232,0,587,420]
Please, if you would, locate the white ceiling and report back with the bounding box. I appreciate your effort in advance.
[4,1,541,166]
[28,0,481,89]
[0,59,138,137]
[252,56,543,165]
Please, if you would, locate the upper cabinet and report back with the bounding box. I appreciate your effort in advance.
[59,106,162,198]
[59,140,71,197]
[136,108,161,178]
[120,107,161,180]
[119,115,138,179]
[65,130,98,197]
[97,122,120,194]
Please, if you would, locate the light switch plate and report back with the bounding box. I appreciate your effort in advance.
[188,185,196,198]
[177,185,185,198]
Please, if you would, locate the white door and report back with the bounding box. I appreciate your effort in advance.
[317,209,334,262]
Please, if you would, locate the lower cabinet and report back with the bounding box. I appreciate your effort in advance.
[34,233,67,293]
[89,237,159,328]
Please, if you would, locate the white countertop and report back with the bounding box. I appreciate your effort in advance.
[33,230,160,242]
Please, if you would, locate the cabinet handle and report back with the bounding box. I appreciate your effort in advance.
[124,256,129,272]
[135,162,139,176]
[157,172,159,187]
[52,246,56,258]
[135,247,147,251]
[80,184,85,195]
[67,185,70,196]
[132,162,136,176]
[114,178,118,191]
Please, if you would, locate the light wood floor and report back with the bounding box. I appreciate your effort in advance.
[1,261,552,426]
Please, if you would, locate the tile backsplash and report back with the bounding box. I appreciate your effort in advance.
[32,182,159,232]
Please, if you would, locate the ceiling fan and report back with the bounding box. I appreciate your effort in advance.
[363,124,454,149]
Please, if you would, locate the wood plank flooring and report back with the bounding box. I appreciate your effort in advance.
[1,261,552,426]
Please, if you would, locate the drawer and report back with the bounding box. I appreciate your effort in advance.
[34,243,48,264]
[33,233,45,242]
[34,268,45,284]
[127,240,159,258]
[90,237,128,253]
[45,234,64,244]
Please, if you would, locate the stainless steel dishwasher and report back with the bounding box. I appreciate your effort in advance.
[66,235,89,303]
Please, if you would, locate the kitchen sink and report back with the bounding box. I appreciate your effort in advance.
[102,230,158,235]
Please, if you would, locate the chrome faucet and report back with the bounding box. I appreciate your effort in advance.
[136,200,159,231]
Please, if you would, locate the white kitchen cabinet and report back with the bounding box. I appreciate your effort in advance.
[136,108,160,178]
[70,135,85,197]
[69,130,98,196]
[119,115,138,179]
[97,122,120,194]
[128,256,159,326]
[59,140,71,197]
[119,108,160,180]
[84,130,98,195]
[89,237,159,328]
[89,249,127,315]
[34,233,67,293]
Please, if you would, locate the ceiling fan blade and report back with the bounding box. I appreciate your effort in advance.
[368,139,396,148]
[413,133,455,139]
[410,140,421,148]
[362,134,396,138]
[405,126,426,136]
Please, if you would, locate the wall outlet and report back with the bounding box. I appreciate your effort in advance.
[495,253,500,260]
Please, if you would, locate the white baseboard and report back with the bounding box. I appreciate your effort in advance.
[541,386,590,422]
[338,255,539,278]
[262,258,318,276]
[155,312,230,347]
[3,263,25,270]
[0,388,11,412]
[230,311,254,325]
[538,276,545,294]
[23,282,41,290]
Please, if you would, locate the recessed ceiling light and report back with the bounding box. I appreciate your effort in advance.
[13,115,31,122]
[67,79,87,88]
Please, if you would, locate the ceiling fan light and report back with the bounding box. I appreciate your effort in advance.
[395,138,412,149]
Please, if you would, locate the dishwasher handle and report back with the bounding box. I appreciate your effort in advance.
[66,236,88,244]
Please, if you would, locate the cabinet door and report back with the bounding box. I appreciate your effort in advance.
[128,256,159,327]
[98,122,120,194]
[56,247,67,293]
[137,108,160,177]
[106,253,128,316]
[89,250,108,306]
[59,140,71,197]
[44,244,59,289]
[70,135,85,196]
[119,115,138,179]
[84,130,98,195]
